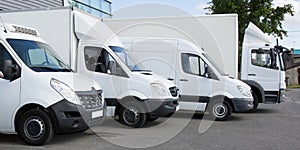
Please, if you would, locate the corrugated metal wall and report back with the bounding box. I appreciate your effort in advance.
[0,0,63,11]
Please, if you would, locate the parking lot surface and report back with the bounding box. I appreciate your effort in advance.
[1,89,300,150]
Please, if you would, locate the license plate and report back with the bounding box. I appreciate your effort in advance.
[92,110,103,118]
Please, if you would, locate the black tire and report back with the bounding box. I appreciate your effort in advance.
[119,101,146,128]
[162,112,174,117]
[146,117,158,122]
[252,92,259,111]
[17,109,55,146]
[207,99,232,121]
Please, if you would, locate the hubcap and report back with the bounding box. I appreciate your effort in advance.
[24,117,45,139]
[213,104,227,118]
[123,108,140,125]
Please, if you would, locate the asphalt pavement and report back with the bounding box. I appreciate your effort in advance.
[1,88,300,150]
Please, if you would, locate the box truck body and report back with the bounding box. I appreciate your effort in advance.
[0,7,179,128]
[103,15,286,110]
[0,23,105,145]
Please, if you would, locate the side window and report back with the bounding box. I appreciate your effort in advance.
[84,47,127,77]
[251,49,276,69]
[0,43,18,80]
[181,53,211,78]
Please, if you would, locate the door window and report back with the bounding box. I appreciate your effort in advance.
[181,53,213,78]
[251,49,277,69]
[84,47,127,77]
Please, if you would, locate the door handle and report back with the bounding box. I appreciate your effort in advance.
[180,79,188,82]
[167,78,174,81]
[248,74,256,76]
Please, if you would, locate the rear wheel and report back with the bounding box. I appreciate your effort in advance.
[119,101,146,128]
[207,99,232,121]
[17,109,54,146]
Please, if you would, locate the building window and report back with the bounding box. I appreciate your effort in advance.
[65,0,112,18]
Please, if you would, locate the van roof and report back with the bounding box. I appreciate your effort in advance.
[120,37,205,54]
[0,24,45,43]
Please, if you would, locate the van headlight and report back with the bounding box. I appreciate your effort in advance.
[50,78,80,105]
[237,85,252,97]
[151,83,170,96]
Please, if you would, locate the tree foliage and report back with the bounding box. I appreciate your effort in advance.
[206,0,294,45]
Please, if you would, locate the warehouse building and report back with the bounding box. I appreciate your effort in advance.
[0,0,112,18]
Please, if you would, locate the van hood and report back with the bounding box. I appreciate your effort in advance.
[131,71,176,88]
[40,72,102,92]
[224,75,251,90]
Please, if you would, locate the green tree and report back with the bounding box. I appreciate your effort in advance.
[206,0,294,47]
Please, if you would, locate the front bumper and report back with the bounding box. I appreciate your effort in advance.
[48,100,105,134]
[146,98,179,118]
[231,98,253,112]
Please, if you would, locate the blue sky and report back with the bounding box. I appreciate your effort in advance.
[111,0,300,48]
[111,0,210,15]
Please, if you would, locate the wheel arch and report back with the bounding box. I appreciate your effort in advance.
[242,80,265,103]
[14,103,47,133]
[115,96,144,116]
[210,95,235,112]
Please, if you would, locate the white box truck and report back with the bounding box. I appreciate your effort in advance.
[0,23,105,145]
[103,15,286,111]
[0,7,180,128]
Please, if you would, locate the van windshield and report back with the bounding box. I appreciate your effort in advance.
[109,46,147,72]
[7,39,71,72]
[203,53,226,76]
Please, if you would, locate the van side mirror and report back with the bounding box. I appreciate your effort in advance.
[107,61,116,74]
[206,66,218,80]
[0,71,4,78]
[2,59,20,81]
[206,66,213,78]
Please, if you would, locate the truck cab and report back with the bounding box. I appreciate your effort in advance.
[0,23,105,145]
[241,23,286,110]
[121,37,253,121]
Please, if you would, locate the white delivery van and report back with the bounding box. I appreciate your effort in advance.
[0,7,179,128]
[0,23,105,145]
[121,38,253,121]
[103,15,286,111]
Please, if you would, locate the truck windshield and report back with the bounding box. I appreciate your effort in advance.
[109,46,147,72]
[203,53,226,76]
[7,39,71,72]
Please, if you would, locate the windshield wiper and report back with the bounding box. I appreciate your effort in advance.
[30,66,72,72]
[132,69,152,72]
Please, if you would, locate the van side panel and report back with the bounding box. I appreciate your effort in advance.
[125,39,179,84]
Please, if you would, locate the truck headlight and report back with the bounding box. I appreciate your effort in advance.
[50,78,80,105]
[237,85,252,97]
[151,83,170,96]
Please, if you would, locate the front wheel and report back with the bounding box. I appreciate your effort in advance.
[249,92,259,112]
[119,101,146,128]
[17,109,55,146]
[207,100,232,121]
